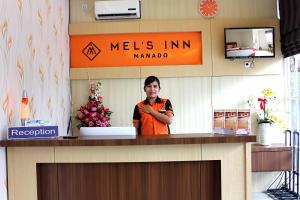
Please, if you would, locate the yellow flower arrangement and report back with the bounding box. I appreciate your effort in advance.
[248,88,287,129]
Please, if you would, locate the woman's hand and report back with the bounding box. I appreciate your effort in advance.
[141,105,154,114]
[141,105,173,125]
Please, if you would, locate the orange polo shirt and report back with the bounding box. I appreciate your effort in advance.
[133,97,174,136]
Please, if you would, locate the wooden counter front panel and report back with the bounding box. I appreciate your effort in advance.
[37,161,221,200]
[37,164,59,200]
[252,150,292,172]
[251,144,293,172]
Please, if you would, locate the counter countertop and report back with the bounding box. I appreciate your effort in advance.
[0,133,256,147]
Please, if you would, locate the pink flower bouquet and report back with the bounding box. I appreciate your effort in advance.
[76,82,112,128]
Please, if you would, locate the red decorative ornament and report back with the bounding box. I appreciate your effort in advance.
[258,98,267,110]
[199,0,218,18]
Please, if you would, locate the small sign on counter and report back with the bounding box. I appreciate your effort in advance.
[213,109,225,129]
[238,109,251,132]
[7,126,58,140]
[225,109,238,131]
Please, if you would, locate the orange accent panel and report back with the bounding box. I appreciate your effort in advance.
[70,32,202,68]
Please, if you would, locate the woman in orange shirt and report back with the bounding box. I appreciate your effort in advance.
[133,76,174,135]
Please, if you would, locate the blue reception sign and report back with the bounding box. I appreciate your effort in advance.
[8,126,58,139]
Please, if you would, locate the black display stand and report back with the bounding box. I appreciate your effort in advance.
[266,130,300,199]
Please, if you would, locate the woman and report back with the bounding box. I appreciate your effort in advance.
[133,76,174,135]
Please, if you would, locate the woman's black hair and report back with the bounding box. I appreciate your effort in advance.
[144,76,160,89]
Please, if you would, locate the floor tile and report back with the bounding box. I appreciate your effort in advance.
[252,192,273,200]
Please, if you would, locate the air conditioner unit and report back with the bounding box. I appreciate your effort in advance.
[95,0,141,20]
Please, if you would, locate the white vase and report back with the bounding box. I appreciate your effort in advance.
[258,123,272,146]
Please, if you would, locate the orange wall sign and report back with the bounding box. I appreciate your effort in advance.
[70,32,202,68]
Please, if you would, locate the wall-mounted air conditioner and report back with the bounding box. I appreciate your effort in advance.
[95,0,141,20]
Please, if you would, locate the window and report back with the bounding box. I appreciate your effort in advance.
[265,31,273,44]
[285,54,300,131]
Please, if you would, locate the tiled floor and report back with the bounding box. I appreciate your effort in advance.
[252,192,273,200]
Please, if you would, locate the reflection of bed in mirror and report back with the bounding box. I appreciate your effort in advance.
[226,41,273,57]
[226,42,256,57]
[226,47,256,57]
[224,27,275,58]
[254,50,273,56]
[226,48,273,57]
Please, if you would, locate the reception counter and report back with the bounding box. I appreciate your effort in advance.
[1,133,256,200]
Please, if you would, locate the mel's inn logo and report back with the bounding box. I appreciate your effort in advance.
[71,32,202,68]
[82,42,101,61]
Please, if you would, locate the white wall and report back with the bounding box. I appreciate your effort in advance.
[226,29,253,47]
[71,75,284,136]
[70,0,277,22]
